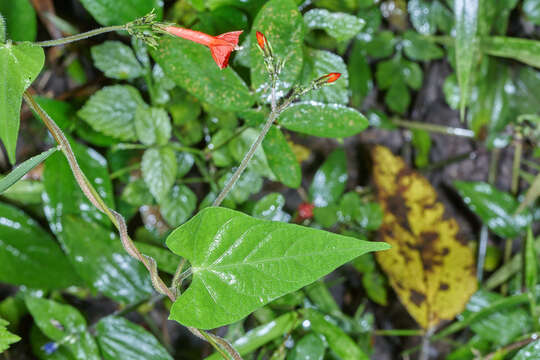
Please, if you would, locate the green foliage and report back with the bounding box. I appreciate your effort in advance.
[78,0,162,26]
[91,41,144,80]
[0,42,44,163]
[96,317,172,360]
[303,9,364,43]
[166,207,389,328]
[0,318,20,353]
[142,147,177,202]
[0,0,37,41]
[78,85,145,141]
[454,181,532,238]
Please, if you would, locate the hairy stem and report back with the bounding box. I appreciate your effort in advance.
[24,90,243,360]
[32,25,127,47]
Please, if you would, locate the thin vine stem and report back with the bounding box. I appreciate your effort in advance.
[32,25,127,47]
[24,90,243,360]
[392,118,475,138]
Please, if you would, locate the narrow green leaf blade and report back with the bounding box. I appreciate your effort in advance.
[0,146,58,194]
[204,312,299,360]
[166,207,389,329]
[482,36,540,69]
[278,102,368,138]
[96,317,173,360]
[151,37,254,111]
[525,227,537,293]
[0,42,44,163]
[0,203,80,289]
[454,0,479,120]
[454,181,532,238]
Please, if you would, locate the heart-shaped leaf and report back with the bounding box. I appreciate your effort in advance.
[166,207,389,329]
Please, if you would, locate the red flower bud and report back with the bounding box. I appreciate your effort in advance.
[320,72,341,83]
[298,202,315,220]
[256,31,266,50]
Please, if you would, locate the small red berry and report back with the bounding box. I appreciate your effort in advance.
[256,31,266,50]
[298,203,315,220]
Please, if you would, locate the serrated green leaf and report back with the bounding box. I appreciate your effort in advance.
[309,149,347,207]
[0,203,80,289]
[96,317,172,360]
[151,36,253,111]
[0,0,36,41]
[78,0,162,26]
[250,0,304,101]
[60,216,153,303]
[135,106,171,146]
[0,146,58,194]
[407,0,436,35]
[455,0,479,119]
[363,31,396,59]
[0,318,20,353]
[278,102,368,138]
[304,9,364,42]
[252,192,291,222]
[385,80,410,114]
[454,181,532,238]
[91,41,143,80]
[159,185,197,227]
[262,126,301,188]
[78,85,145,141]
[142,147,177,202]
[166,207,389,329]
[301,48,349,104]
[0,42,44,164]
[25,296,100,360]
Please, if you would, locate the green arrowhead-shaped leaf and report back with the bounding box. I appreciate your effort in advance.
[151,37,254,111]
[78,0,162,26]
[250,0,304,101]
[278,102,368,138]
[166,207,390,329]
[96,317,172,360]
[0,42,44,163]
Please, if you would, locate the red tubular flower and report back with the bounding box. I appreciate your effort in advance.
[164,26,243,69]
[320,72,341,83]
[256,31,266,50]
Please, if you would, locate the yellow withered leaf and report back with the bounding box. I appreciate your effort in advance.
[372,145,477,329]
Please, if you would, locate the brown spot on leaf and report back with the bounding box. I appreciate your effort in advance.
[439,283,449,291]
[385,194,412,232]
[409,290,426,307]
